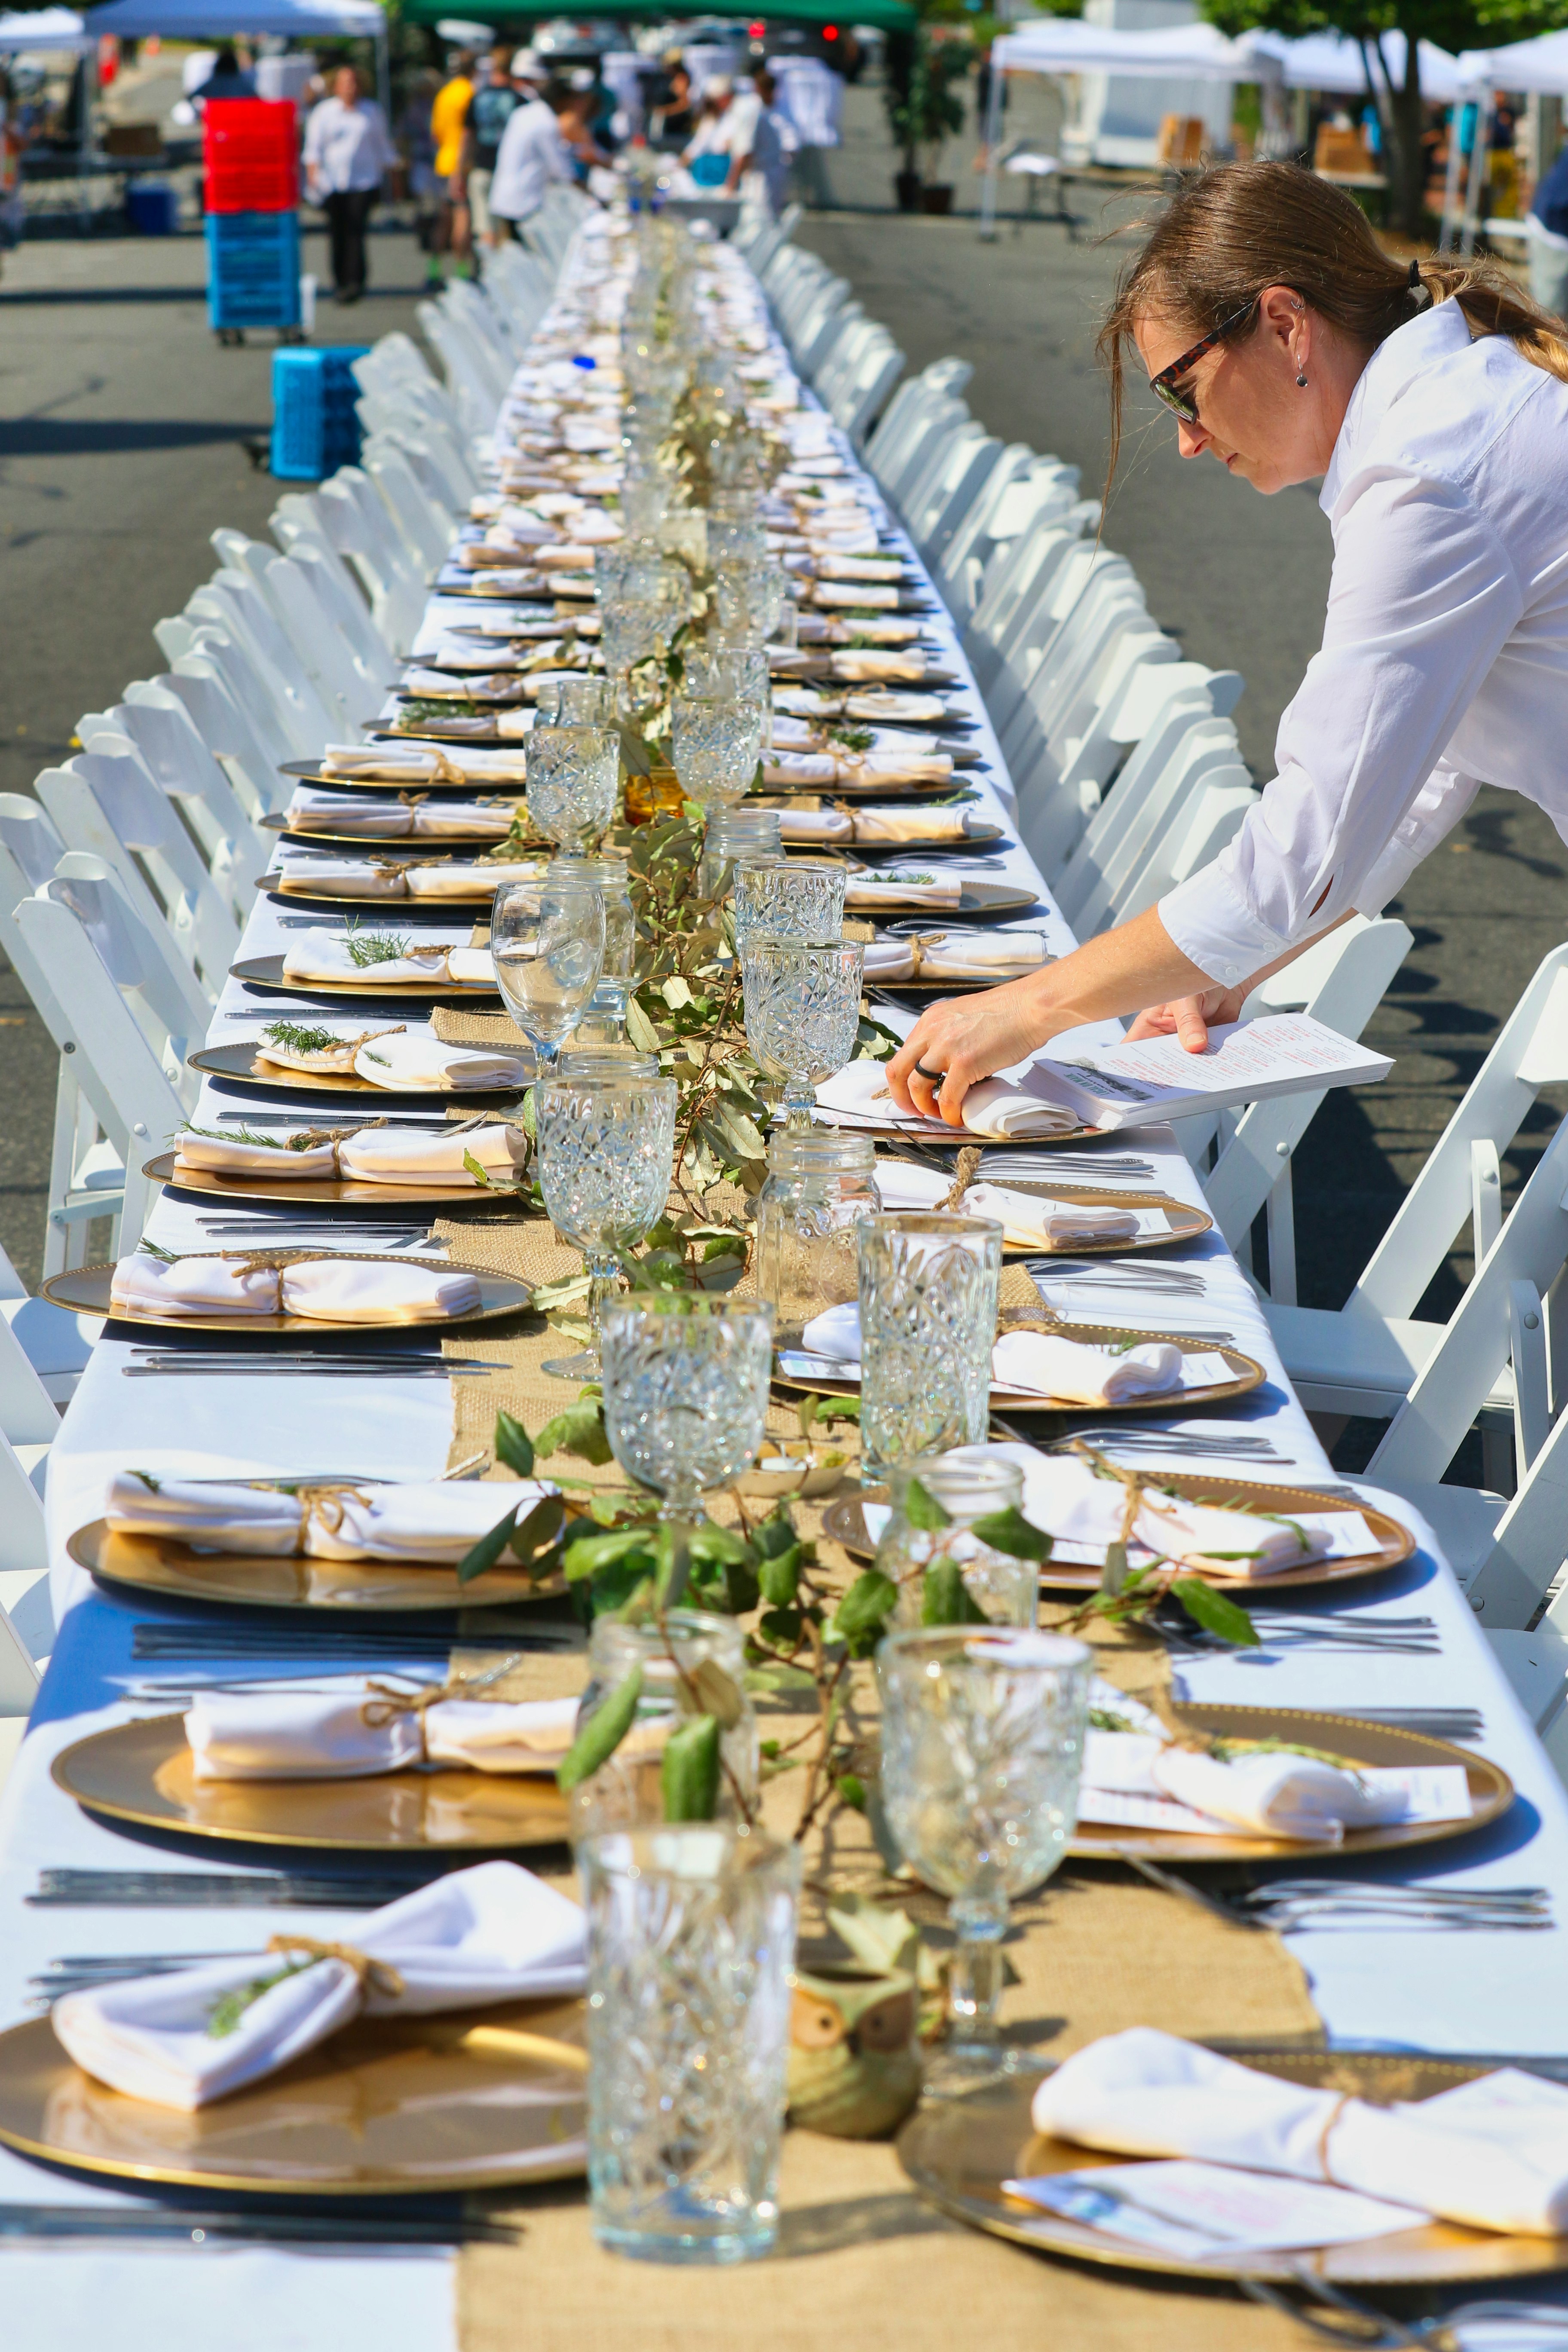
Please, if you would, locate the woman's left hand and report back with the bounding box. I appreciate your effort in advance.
[885,980,1050,1125]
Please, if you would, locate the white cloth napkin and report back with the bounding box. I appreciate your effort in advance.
[981,1453,1324,1577]
[843,691,947,725]
[276,859,410,900]
[814,554,903,583]
[105,1473,553,1563]
[809,580,901,610]
[109,1255,479,1325]
[404,859,543,898]
[861,931,1050,983]
[286,787,414,837]
[844,876,964,911]
[815,1060,1082,1139]
[829,652,928,683]
[800,1301,864,1363]
[412,800,521,841]
[319,745,530,785]
[281,936,457,987]
[841,752,955,788]
[991,1330,1184,1404]
[1147,1746,1418,1840]
[172,1130,341,1181]
[52,1861,586,2110]
[1030,2030,1568,2238]
[186,1685,582,1781]
[352,1032,527,1091]
[449,947,498,987]
[962,1182,1143,1250]
[337,1123,527,1182]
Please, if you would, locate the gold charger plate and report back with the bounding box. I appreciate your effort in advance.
[823,1473,1415,1592]
[263,819,526,851]
[52,1713,574,1850]
[1063,1704,1510,1862]
[230,955,501,1002]
[897,2052,1567,2285]
[279,762,527,796]
[147,1149,521,1206]
[262,874,536,913]
[188,1044,523,1099]
[68,1518,567,1612]
[41,1256,531,1335]
[817,1117,1103,1145]
[0,1997,587,2195]
[775,1327,1266,1416]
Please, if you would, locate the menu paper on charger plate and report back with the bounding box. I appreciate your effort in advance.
[1026,1014,1393,1134]
[1003,2160,1428,2259]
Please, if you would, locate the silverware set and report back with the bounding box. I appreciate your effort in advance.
[1028,1259,1211,1297]
[1039,1427,1289,1464]
[1162,1607,1442,1657]
[122,1349,500,1381]
[1348,1706,1484,1742]
[129,1623,574,1662]
[982,1152,1157,1182]
[0,2205,520,2248]
[28,1867,425,1908]
[1129,1857,1553,1933]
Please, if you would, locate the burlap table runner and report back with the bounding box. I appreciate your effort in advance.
[439,1213,1320,2345]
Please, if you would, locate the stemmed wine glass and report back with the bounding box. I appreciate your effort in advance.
[876,1628,1091,2091]
[490,876,605,1078]
[536,1068,678,1381]
[670,692,767,811]
[741,938,865,1130]
[599,1298,775,1529]
[526,723,620,854]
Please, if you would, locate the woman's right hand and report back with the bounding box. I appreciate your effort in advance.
[1124,982,1250,1051]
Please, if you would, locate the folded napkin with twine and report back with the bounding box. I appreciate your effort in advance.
[844,875,964,912]
[808,580,903,611]
[781,806,984,847]
[815,1058,1083,1140]
[52,1862,586,2110]
[352,1032,525,1092]
[185,1681,582,1782]
[796,1305,1182,1406]
[286,788,416,837]
[843,689,949,725]
[279,937,495,990]
[105,1471,553,1563]
[171,1123,526,1185]
[1030,2030,1568,2237]
[405,859,543,899]
[996,1452,1334,1578]
[108,1252,480,1324]
[862,931,1051,983]
[318,744,530,786]
[869,1163,1149,1249]
[276,858,410,901]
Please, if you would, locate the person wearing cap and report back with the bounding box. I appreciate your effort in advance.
[489,59,572,237]
[458,48,521,248]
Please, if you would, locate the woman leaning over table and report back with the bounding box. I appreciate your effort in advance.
[887,159,1568,1125]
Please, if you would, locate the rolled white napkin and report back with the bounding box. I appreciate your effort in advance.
[281,935,458,988]
[52,1861,586,2110]
[404,859,543,898]
[829,651,929,684]
[171,1129,341,1181]
[778,807,854,844]
[187,1686,581,1780]
[763,751,838,787]
[974,1453,1319,1578]
[276,859,409,900]
[861,931,1051,983]
[800,1301,862,1362]
[352,1032,527,1092]
[841,752,955,788]
[814,1059,1082,1140]
[106,1473,554,1564]
[402,666,520,701]
[843,691,947,725]
[110,1255,279,1320]
[337,1123,527,1183]
[991,1331,1184,1405]
[844,876,963,912]
[1150,1746,1416,1840]
[319,745,530,786]
[809,580,901,610]
[813,554,906,583]
[254,1023,401,1076]
[448,946,499,988]
[1030,2030,1568,2238]
[850,807,983,845]
[286,787,414,837]
[962,1183,1142,1251]
[412,799,522,841]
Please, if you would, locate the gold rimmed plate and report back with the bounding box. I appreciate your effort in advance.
[40,1256,531,1335]
[188,1044,522,1099]
[773,1326,1266,1415]
[52,1713,573,1851]
[278,762,527,795]
[262,817,529,851]
[823,1473,1415,1592]
[783,824,1004,856]
[0,1997,587,2194]
[261,873,540,914]
[69,1517,567,1612]
[845,882,1038,921]
[898,2050,1561,2285]
[146,1148,521,1207]
[230,955,502,1002]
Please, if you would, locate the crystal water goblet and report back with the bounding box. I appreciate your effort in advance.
[876,1628,1090,2090]
[537,1069,678,1380]
[856,1213,1003,1475]
[599,1298,775,1526]
[741,938,864,1130]
[526,723,621,854]
[732,856,846,951]
[491,876,605,1078]
[670,692,767,812]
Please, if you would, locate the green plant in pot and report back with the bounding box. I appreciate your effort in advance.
[885,30,970,211]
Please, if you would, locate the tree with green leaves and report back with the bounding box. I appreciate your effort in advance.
[1202,0,1568,234]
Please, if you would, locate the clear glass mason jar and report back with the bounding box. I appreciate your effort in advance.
[700,807,782,906]
[550,854,636,1044]
[877,1455,1038,1629]
[569,1609,760,1842]
[753,1130,880,1346]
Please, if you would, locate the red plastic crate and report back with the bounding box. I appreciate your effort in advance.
[203,98,298,214]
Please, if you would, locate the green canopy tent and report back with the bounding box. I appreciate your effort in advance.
[399,0,914,29]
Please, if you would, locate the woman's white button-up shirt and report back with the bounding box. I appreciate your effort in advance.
[1160,297,1568,988]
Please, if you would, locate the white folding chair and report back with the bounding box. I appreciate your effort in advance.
[1047,692,1240,909]
[165,647,300,818]
[904,429,1005,569]
[993,560,1148,756]
[218,526,389,704]
[964,520,1086,698]
[81,689,262,922]
[36,753,238,996]
[305,471,428,657]
[417,299,503,436]
[178,573,342,758]
[863,359,973,493]
[881,400,971,528]
[936,452,1081,619]
[359,435,453,576]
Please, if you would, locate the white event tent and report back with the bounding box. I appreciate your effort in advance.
[0,6,89,48]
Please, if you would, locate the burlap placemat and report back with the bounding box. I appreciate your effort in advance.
[432,1006,533,1050]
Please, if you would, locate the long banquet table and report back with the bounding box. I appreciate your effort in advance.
[5,223,1568,2349]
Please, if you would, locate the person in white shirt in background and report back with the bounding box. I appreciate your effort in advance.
[680,75,737,185]
[488,55,572,237]
[303,63,396,304]
[723,65,793,216]
[888,158,1568,1126]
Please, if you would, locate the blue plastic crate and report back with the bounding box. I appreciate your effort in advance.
[270,345,370,480]
[206,211,300,331]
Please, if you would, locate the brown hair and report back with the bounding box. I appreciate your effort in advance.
[1097,159,1568,490]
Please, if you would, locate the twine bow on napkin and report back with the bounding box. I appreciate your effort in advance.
[265,1934,407,2003]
